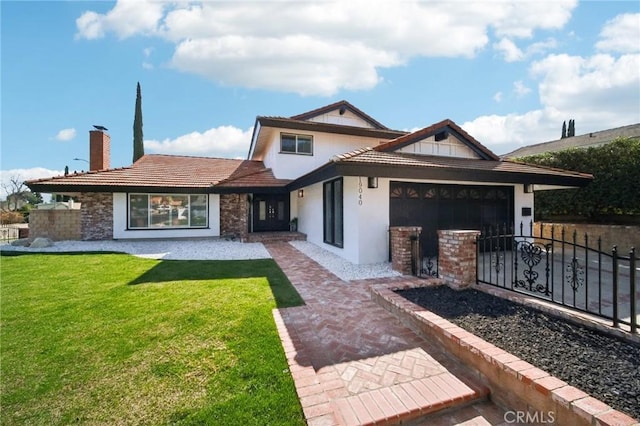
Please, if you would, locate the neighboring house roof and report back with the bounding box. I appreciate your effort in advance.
[290,100,390,130]
[26,155,276,194]
[502,123,640,158]
[376,119,500,161]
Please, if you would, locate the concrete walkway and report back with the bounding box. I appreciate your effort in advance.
[266,242,509,426]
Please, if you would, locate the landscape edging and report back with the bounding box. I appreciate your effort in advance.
[370,282,639,426]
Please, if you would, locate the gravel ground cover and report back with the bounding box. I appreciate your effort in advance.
[397,285,640,419]
[0,239,271,260]
[289,240,401,281]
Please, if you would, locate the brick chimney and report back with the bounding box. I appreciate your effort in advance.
[89,129,110,171]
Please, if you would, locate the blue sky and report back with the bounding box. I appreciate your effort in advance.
[1,1,639,198]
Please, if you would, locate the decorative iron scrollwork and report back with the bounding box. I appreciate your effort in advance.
[565,257,584,291]
[514,241,548,294]
[421,256,438,277]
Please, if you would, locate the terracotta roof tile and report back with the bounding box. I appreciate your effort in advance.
[26,155,263,192]
[335,150,593,179]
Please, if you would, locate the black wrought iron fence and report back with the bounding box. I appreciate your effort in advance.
[477,222,638,334]
[410,229,438,278]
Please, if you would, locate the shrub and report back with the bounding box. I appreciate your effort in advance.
[517,137,640,221]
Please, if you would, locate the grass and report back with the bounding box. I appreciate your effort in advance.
[0,252,305,425]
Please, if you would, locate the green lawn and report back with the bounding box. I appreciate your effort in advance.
[0,252,305,425]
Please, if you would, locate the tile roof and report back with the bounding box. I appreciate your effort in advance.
[255,116,405,139]
[335,149,591,178]
[375,119,500,160]
[215,161,291,191]
[502,123,640,158]
[26,154,273,193]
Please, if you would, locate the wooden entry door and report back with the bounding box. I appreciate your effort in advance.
[252,194,290,232]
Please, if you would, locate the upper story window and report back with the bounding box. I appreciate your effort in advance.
[281,133,313,155]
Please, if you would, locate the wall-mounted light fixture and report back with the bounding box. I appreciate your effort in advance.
[367,177,378,189]
[298,189,304,198]
[524,184,533,193]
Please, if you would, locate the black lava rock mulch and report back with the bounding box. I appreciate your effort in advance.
[396,286,640,420]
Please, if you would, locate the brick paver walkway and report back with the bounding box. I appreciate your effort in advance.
[266,242,508,426]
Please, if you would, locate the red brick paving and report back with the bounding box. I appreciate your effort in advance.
[267,242,504,425]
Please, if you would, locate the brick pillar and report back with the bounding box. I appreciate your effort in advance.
[438,230,481,289]
[390,226,421,275]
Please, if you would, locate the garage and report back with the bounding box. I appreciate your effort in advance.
[389,181,514,260]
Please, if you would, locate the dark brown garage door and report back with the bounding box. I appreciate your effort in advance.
[389,182,514,258]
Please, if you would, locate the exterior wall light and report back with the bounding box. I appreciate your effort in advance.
[298,189,304,198]
[367,177,378,189]
[524,184,533,193]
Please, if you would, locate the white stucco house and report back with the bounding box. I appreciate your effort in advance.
[27,100,592,265]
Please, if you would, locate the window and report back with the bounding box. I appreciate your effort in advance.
[281,133,313,155]
[128,194,208,229]
[323,178,343,247]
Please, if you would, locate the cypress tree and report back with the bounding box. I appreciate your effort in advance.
[133,82,144,163]
[568,119,575,137]
[561,121,567,139]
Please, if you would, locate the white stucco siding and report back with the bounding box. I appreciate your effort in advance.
[514,184,534,231]
[262,132,391,179]
[307,110,376,128]
[355,177,391,264]
[112,193,221,239]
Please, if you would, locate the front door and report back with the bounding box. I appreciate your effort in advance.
[252,194,290,232]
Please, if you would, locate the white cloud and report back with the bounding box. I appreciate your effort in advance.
[55,128,76,141]
[76,0,165,40]
[493,91,503,102]
[494,37,557,62]
[596,13,640,53]
[0,168,64,199]
[145,125,253,158]
[75,0,578,95]
[513,81,531,97]
[465,51,640,154]
[494,38,524,62]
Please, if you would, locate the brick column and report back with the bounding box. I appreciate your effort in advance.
[390,226,421,275]
[438,230,480,289]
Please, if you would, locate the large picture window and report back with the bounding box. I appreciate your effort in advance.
[323,178,343,247]
[281,133,313,155]
[128,194,208,229]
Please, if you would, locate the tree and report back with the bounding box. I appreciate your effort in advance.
[568,119,575,137]
[2,175,28,211]
[2,175,43,212]
[561,121,567,139]
[133,82,144,163]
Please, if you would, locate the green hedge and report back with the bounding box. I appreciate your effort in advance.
[516,137,640,221]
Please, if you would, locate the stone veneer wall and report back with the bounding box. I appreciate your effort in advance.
[437,230,481,289]
[28,209,81,241]
[220,194,248,240]
[389,226,422,275]
[77,192,113,240]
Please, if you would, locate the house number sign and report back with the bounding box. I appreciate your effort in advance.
[358,177,363,205]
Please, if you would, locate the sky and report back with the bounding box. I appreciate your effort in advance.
[1,0,639,199]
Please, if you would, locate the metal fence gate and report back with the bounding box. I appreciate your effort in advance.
[477,222,638,334]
